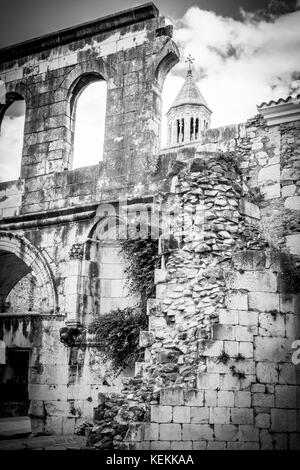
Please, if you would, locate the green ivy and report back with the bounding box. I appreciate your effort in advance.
[88,307,148,371]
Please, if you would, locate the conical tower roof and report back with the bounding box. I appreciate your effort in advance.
[167,69,211,114]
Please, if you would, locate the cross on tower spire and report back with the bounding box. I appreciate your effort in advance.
[185,54,195,75]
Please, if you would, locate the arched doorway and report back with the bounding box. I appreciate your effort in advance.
[85,216,139,321]
[0,232,57,424]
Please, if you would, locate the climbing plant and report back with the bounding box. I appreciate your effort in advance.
[88,307,148,371]
[89,235,159,370]
[120,237,159,313]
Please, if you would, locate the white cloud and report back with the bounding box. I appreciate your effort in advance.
[161,8,300,145]
[1,8,300,177]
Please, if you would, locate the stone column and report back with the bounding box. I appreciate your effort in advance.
[64,243,84,327]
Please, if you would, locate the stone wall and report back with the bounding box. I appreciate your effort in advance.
[0,3,299,446]
[87,150,300,450]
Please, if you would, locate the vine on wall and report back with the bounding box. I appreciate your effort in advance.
[89,236,159,370]
[120,237,159,313]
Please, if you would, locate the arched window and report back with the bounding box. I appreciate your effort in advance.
[70,75,107,169]
[195,117,199,140]
[0,93,25,182]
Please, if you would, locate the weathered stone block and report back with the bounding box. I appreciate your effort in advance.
[62,417,75,435]
[204,390,217,406]
[273,433,288,450]
[254,337,292,362]
[286,314,300,339]
[212,324,235,341]
[224,340,239,357]
[226,271,277,293]
[151,405,172,423]
[220,373,255,391]
[239,200,260,219]
[285,196,300,210]
[231,408,254,424]
[28,400,46,418]
[160,387,184,406]
[198,339,224,357]
[228,441,260,450]
[248,292,279,312]
[150,441,171,450]
[226,292,248,310]
[214,424,238,442]
[238,311,258,326]
[260,429,274,449]
[278,364,297,384]
[219,309,239,325]
[154,268,167,284]
[218,391,234,407]
[239,342,253,358]
[209,407,230,424]
[234,391,251,408]
[190,407,209,424]
[256,362,278,383]
[160,423,181,441]
[275,385,298,408]
[239,425,259,442]
[173,406,190,423]
[271,409,298,432]
[255,413,270,429]
[290,433,300,450]
[207,441,226,450]
[235,325,257,342]
[184,389,204,406]
[139,330,154,348]
[252,393,274,407]
[182,424,214,441]
[197,373,220,390]
[142,423,159,441]
[232,251,266,271]
[258,164,280,183]
[193,441,207,450]
[258,313,285,337]
[286,234,300,256]
[170,441,193,450]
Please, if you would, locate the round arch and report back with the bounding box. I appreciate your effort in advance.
[0,91,24,128]
[67,72,106,118]
[0,231,58,314]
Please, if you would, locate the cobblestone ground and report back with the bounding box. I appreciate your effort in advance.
[0,435,86,450]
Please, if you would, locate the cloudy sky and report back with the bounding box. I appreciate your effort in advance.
[0,0,300,180]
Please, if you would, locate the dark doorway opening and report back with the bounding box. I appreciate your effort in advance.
[0,349,30,418]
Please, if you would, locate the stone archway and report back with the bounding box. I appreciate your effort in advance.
[0,232,58,422]
[84,215,139,318]
[0,231,58,314]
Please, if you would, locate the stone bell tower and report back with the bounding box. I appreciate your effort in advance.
[166,55,212,146]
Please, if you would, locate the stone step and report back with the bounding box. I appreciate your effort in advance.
[0,416,31,439]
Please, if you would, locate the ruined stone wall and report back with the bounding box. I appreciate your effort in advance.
[0,3,299,445]
[87,147,299,450]
[0,4,181,435]
[0,4,179,217]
